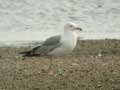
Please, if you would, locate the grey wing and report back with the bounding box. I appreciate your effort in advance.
[43,35,61,45]
[31,35,61,55]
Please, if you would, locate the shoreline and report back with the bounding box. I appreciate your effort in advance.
[0,31,120,44]
[0,39,120,47]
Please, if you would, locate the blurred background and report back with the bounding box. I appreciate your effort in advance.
[0,0,120,42]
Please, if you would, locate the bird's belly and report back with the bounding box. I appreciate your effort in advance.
[63,40,76,50]
[48,46,72,56]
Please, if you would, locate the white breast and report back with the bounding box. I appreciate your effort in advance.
[61,31,77,51]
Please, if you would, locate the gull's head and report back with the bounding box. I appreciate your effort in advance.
[64,22,82,32]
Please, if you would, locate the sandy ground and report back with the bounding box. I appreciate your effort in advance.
[0,39,119,90]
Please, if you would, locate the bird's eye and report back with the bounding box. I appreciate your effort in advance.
[69,25,73,27]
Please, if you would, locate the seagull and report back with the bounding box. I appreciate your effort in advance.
[19,22,82,75]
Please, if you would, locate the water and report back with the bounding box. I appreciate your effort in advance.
[0,0,120,45]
